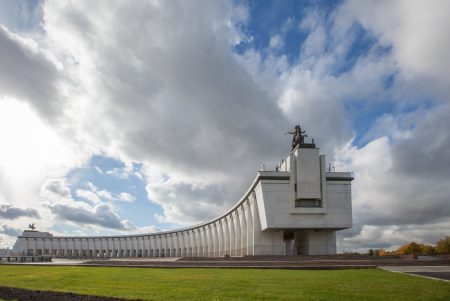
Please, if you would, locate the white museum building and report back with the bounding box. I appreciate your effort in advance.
[13,127,353,257]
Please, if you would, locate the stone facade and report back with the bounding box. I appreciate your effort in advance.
[13,144,353,257]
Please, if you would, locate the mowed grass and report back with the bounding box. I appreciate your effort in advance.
[0,266,449,301]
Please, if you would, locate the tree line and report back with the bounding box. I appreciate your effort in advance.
[369,236,450,256]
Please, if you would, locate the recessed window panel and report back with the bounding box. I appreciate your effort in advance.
[295,199,321,207]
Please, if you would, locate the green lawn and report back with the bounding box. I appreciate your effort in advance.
[0,266,448,301]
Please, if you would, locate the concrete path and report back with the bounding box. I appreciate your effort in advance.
[380,266,450,281]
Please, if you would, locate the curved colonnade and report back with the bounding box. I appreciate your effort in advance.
[21,175,267,258]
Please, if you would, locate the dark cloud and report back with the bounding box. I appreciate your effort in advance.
[0,224,22,237]
[46,203,135,230]
[0,204,40,220]
[0,25,60,118]
[41,178,71,198]
[392,105,450,180]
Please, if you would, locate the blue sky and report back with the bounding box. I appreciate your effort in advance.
[1,0,449,252]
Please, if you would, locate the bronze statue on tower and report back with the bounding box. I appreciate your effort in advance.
[285,124,312,150]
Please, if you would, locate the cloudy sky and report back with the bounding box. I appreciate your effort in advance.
[0,0,449,252]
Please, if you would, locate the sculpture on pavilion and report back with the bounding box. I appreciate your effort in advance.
[286,124,308,150]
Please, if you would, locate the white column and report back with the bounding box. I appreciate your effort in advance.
[189,229,197,257]
[154,235,159,257]
[222,218,230,256]
[110,238,114,258]
[180,232,185,257]
[195,229,200,257]
[183,232,188,257]
[128,237,132,257]
[99,238,105,257]
[212,222,219,257]
[159,235,164,257]
[203,227,209,257]
[163,234,168,257]
[122,238,126,257]
[233,212,241,256]
[173,233,177,257]
[179,232,184,257]
[189,230,195,257]
[239,206,247,256]
[200,226,208,257]
[167,234,171,257]
[250,192,262,255]
[206,225,212,257]
[131,237,134,257]
[187,230,193,257]
[193,229,199,257]
[227,215,235,256]
[196,228,202,257]
[216,220,224,256]
[166,234,170,257]
[141,237,145,257]
[145,236,149,257]
[175,233,179,257]
[72,238,76,257]
[245,199,254,255]
[87,239,91,257]
[166,234,171,257]
[181,231,188,257]
[193,228,200,257]
[172,233,177,257]
[150,236,155,257]
[173,233,179,257]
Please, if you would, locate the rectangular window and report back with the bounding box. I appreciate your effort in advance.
[295,199,321,208]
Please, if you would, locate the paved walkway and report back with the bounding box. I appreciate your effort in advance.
[380,266,450,281]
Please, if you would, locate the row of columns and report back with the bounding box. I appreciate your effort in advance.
[23,194,261,258]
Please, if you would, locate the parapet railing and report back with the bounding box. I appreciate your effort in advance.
[0,255,52,263]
